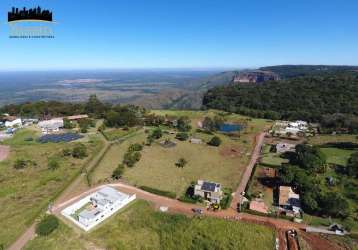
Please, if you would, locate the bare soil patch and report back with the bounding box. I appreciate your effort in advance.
[0,145,10,161]
[219,145,241,158]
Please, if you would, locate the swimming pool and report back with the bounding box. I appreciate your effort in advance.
[219,123,242,132]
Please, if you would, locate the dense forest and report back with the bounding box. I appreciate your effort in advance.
[203,74,358,133]
[260,65,358,79]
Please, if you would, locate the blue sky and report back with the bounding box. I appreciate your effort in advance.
[0,0,357,70]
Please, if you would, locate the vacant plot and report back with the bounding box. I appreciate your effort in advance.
[0,145,10,161]
[0,129,103,248]
[124,134,246,196]
[25,200,275,250]
[123,110,271,196]
[247,165,275,210]
[91,110,271,197]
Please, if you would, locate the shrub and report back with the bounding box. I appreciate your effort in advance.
[123,151,141,167]
[62,148,72,157]
[72,143,87,159]
[112,164,125,179]
[128,143,143,152]
[151,128,162,139]
[48,157,60,170]
[175,132,189,141]
[220,188,233,209]
[208,136,222,147]
[36,215,59,236]
[14,159,27,169]
[175,158,187,168]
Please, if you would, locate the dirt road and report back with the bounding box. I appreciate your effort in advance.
[231,132,266,210]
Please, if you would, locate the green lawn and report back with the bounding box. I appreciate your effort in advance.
[0,128,103,248]
[25,200,275,250]
[320,147,358,166]
[260,153,288,167]
[308,134,358,145]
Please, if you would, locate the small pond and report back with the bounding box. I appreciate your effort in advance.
[219,123,242,133]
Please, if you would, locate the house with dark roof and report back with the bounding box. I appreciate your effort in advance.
[194,180,223,204]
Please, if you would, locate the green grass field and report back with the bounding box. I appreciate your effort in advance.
[320,147,358,166]
[0,128,103,248]
[25,200,275,250]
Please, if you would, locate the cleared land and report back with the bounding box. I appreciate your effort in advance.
[0,128,103,248]
[24,200,275,250]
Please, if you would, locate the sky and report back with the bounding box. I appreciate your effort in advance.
[0,0,357,70]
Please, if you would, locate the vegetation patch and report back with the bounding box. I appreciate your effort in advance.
[139,186,176,199]
[35,215,59,236]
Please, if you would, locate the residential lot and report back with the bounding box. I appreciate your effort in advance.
[24,200,276,250]
[0,128,103,248]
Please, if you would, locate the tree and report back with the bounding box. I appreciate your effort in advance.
[128,143,143,152]
[177,116,191,132]
[320,192,350,218]
[63,118,74,129]
[175,132,189,141]
[36,215,59,236]
[14,159,27,169]
[72,144,87,159]
[112,164,125,179]
[295,144,326,173]
[208,136,221,147]
[277,165,296,184]
[85,94,108,118]
[62,148,72,157]
[123,151,141,167]
[202,117,215,131]
[176,158,187,168]
[347,152,358,178]
[48,157,60,170]
[301,192,319,213]
[151,128,162,139]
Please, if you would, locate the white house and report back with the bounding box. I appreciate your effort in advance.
[194,180,223,204]
[38,118,64,134]
[5,118,22,128]
[62,186,136,231]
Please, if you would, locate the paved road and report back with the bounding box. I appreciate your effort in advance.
[231,132,266,210]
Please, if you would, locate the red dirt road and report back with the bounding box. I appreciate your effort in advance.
[231,132,265,210]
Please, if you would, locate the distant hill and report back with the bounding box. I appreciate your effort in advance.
[260,65,358,79]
